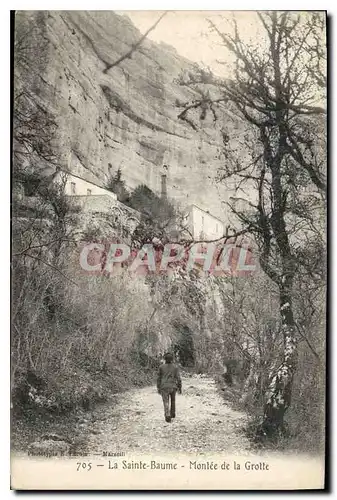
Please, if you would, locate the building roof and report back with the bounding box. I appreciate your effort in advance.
[189,204,225,224]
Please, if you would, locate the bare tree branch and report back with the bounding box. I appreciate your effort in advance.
[103,12,168,74]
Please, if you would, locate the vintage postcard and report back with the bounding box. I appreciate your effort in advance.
[11,10,327,490]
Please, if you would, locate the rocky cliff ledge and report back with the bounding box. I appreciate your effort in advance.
[17,11,237,221]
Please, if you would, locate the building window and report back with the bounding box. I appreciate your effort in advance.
[201,216,204,225]
[87,189,92,195]
[70,182,76,194]
[216,223,218,233]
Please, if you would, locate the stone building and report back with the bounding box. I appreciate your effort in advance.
[54,170,117,199]
[187,204,224,241]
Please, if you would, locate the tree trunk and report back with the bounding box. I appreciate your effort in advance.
[260,286,298,439]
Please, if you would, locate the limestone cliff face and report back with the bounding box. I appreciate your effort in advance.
[18,10,236,221]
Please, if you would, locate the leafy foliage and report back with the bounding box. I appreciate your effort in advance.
[128,184,180,246]
[105,168,130,203]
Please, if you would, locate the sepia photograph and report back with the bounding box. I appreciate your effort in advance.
[11,9,327,490]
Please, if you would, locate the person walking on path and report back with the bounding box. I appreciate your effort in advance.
[157,352,182,423]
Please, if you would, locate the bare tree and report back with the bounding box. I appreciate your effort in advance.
[177,11,326,439]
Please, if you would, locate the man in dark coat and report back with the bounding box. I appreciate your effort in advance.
[157,352,182,423]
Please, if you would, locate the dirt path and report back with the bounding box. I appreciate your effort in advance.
[85,375,251,455]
